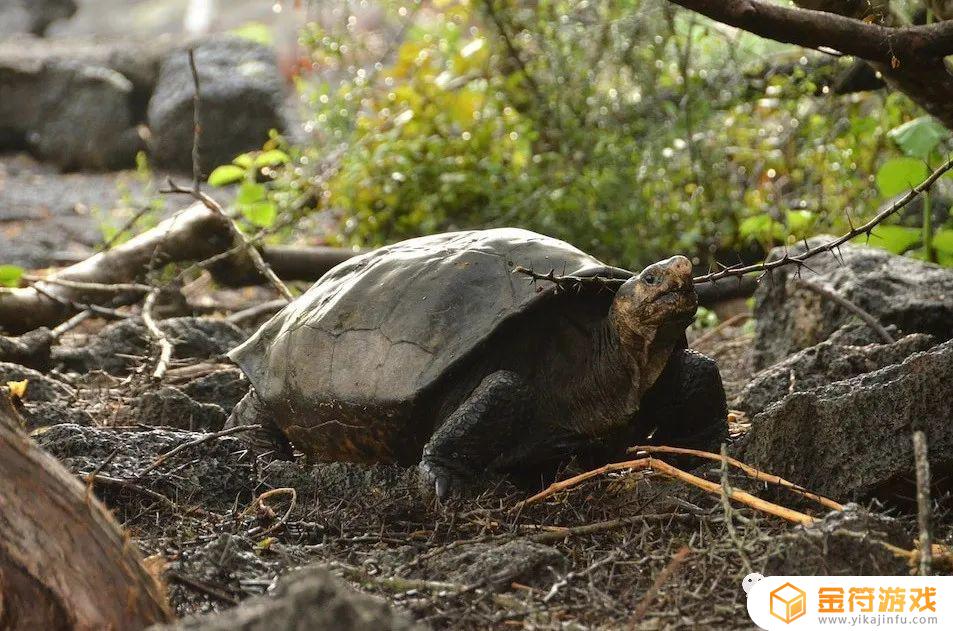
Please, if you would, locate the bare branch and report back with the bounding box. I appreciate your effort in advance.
[667,0,953,63]
[796,278,894,343]
[188,48,202,190]
[141,288,173,381]
[913,430,932,576]
[160,49,294,302]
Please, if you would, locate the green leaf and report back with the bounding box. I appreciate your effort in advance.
[237,182,267,205]
[233,153,255,169]
[934,229,953,267]
[863,225,921,254]
[933,228,953,255]
[231,22,273,46]
[254,150,291,168]
[241,201,277,228]
[739,214,773,239]
[208,165,246,187]
[785,209,815,236]
[888,117,949,160]
[876,157,929,198]
[0,264,24,287]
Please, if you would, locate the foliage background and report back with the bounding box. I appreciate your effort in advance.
[212,0,953,274]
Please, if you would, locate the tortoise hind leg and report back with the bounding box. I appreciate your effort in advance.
[226,389,295,459]
[420,370,536,500]
[640,348,728,453]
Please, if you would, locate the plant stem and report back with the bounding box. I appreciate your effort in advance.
[923,191,935,263]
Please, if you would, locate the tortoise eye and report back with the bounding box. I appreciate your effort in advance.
[642,273,660,286]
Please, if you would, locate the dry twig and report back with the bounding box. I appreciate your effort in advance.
[134,423,262,480]
[160,50,293,302]
[518,457,816,525]
[629,445,844,511]
[796,278,893,343]
[913,430,932,575]
[629,546,691,624]
[248,487,297,538]
[141,289,173,381]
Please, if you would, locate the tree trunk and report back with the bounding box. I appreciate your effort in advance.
[0,394,171,630]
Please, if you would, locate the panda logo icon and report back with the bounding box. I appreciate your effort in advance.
[742,573,765,595]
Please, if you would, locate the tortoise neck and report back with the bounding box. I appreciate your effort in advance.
[602,315,664,396]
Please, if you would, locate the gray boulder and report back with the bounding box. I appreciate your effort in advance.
[0,0,76,38]
[150,565,420,631]
[753,238,953,369]
[740,339,953,502]
[148,36,286,171]
[734,329,936,414]
[0,51,142,169]
[0,35,170,115]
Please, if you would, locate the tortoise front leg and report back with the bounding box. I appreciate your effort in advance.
[639,348,728,453]
[419,370,535,500]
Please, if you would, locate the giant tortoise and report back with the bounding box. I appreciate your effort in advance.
[227,228,727,497]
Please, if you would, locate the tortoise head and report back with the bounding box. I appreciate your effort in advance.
[609,255,697,349]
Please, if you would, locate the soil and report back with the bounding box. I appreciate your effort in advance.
[0,152,193,268]
[11,313,949,629]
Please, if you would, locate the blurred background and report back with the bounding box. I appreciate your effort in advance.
[2,0,951,282]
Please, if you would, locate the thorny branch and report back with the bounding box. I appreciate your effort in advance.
[515,154,953,291]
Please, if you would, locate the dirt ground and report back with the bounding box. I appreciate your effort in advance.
[11,312,946,630]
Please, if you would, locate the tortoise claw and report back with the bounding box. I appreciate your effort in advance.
[418,460,457,504]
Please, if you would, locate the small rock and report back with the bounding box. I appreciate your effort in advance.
[763,505,912,575]
[150,565,421,631]
[35,423,256,509]
[421,539,568,592]
[0,0,76,38]
[740,339,953,502]
[138,385,227,431]
[148,36,286,171]
[54,317,247,375]
[0,362,72,401]
[0,361,91,428]
[734,330,935,414]
[753,238,953,368]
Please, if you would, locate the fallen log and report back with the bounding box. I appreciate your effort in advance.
[0,203,360,334]
[0,392,171,629]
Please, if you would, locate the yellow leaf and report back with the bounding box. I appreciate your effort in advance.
[6,380,28,400]
[256,537,277,551]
